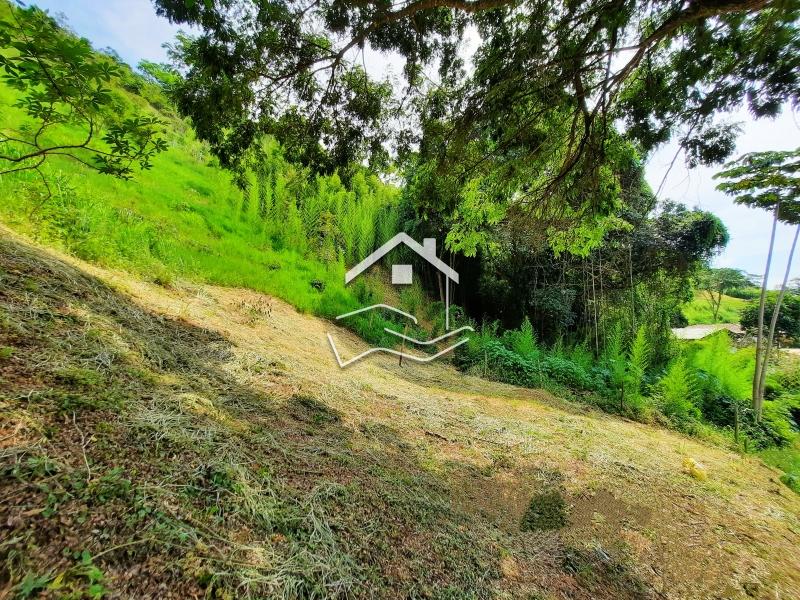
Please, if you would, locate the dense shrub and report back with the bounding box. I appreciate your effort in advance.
[458,322,605,394]
[741,293,800,346]
[540,355,596,390]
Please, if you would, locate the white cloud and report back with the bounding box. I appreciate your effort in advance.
[31,0,186,66]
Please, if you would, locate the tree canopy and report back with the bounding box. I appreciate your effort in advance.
[155,0,799,188]
[714,148,800,222]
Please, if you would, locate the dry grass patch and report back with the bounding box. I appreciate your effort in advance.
[1,229,799,598]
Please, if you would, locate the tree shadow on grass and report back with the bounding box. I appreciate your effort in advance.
[0,235,656,599]
[0,236,505,599]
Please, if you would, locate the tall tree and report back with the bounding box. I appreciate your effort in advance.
[758,222,800,402]
[154,0,798,195]
[715,148,800,418]
[152,0,798,273]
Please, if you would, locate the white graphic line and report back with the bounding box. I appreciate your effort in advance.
[327,333,470,368]
[335,304,417,324]
[383,325,475,345]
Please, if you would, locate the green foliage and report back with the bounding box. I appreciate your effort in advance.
[155,0,798,209]
[0,27,399,347]
[601,323,627,392]
[504,316,539,359]
[741,292,800,345]
[654,357,701,431]
[540,354,596,390]
[683,291,747,325]
[0,5,166,185]
[761,394,800,447]
[760,444,800,495]
[683,332,800,450]
[136,59,181,91]
[691,332,753,402]
[780,472,800,494]
[714,149,800,222]
[596,323,652,415]
[697,268,754,322]
[459,320,601,396]
[625,325,651,401]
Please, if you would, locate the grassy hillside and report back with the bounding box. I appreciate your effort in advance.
[3,6,800,597]
[0,9,404,346]
[2,232,799,598]
[683,291,748,325]
[0,82,332,306]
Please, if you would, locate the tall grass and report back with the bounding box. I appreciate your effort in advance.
[0,61,401,345]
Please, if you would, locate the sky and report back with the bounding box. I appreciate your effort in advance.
[28,0,800,286]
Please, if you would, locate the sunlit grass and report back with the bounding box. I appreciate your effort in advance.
[682,291,748,325]
[0,74,374,322]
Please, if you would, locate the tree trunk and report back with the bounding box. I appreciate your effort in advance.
[711,290,721,323]
[756,222,800,415]
[628,244,636,329]
[752,202,780,419]
[591,256,599,354]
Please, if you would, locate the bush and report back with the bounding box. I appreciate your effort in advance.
[741,293,800,346]
[760,395,800,446]
[502,316,539,359]
[780,473,800,494]
[483,340,542,387]
[773,359,800,392]
[457,320,601,394]
[540,354,595,390]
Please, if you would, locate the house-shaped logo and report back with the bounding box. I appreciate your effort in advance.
[344,233,459,330]
[326,233,473,368]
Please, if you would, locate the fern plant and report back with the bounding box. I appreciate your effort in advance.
[655,357,701,430]
[510,317,539,359]
[626,325,651,398]
[691,331,753,401]
[602,323,627,403]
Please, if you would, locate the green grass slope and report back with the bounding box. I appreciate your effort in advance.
[0,82,352,315]
[683,291,747,325]
[0,3,403,342]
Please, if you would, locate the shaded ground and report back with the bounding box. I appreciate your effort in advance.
[1,229,799,599]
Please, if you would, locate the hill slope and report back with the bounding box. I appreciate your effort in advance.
[2,229,799,599]
[683,291,748,325]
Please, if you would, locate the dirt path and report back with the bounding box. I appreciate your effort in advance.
[2,230,799,598]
